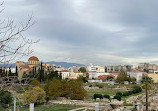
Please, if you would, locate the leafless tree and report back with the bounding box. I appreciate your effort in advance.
[0,2,39,67]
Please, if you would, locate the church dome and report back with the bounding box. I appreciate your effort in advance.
[28,56,39,61]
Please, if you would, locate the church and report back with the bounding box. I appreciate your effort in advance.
[16,56,40,81]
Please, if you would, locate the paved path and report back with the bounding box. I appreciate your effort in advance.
[69,107,88,111]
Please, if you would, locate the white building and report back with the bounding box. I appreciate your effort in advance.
[60,70,70,79]
[87,64,97,72]
[89,72,110,79]
[95,66,105,73]
[127,70,143,83]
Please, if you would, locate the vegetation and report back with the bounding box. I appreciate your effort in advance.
[113,94,121,101]
[93,94,103,100]
[23,87,46,105]
[113,85,142,101]
[77,76,88,83]
[141,76,153,111]
[116,72,136,83]
[30,80,41,87]
[103,94,110,100]
[46,78,86,100]
[78,67,87,73]
[0,90,12,108]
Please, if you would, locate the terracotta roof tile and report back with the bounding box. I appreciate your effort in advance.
[28,56,39,61]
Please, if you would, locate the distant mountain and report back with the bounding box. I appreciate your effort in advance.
[0,61,85,68]
[44,61,85,68]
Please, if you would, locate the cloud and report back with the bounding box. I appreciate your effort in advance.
[2,0,158,65]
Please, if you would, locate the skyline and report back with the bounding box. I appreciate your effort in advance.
[3,0,158,65]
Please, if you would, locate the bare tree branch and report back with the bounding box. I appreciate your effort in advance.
[0,2,39,67]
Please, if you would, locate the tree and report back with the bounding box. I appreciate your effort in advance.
[60,80,70,97]
[48,78,61,98]
[131,77,136,83]
[107,76,114,81]
[116,72,128,83]
[141,76,153,111]
[38,62,45,83]
[23,87,46,105]
[69,80,86,100]
[30,80,40,87]
[15,66,18,76]
[78,67,87,73]
[0,90,12,106]
[77,75,88,83]
[0,2,39,67]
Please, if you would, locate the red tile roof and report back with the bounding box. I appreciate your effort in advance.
[28,56,39,61]
[130,70,141,72]
[98,75,115,79]
[61,70,69,72]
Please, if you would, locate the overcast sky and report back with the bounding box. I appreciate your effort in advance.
[3,0,158,65]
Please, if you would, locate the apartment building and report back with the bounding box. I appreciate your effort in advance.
[105,65,132,73]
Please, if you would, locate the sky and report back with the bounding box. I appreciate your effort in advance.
[2,0,158,66]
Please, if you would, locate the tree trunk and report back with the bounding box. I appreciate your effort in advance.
[146,86,148,111]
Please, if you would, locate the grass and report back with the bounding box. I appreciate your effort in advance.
[1,104,83,111]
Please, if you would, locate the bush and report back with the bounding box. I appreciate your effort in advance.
[123,92,128,96]
[98,84,104,88]
[93,94,103,100]
[128,91,133,95]
[132,85,142,93]
[113,94,121,101]
[0,90,12,106]
[132,89,137,94]
[30,80,40,87]
[104,95,110,100]
[116,92,122,97]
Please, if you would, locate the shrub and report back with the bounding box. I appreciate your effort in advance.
[128,91,133,95]
[104,94,110,100]
[98,84,104,88]
[116,92,122,97]
[93,94,103,100]
[0,90,12,106]
[123,92,128,96]
[30,80,40,87]
[132,89,137,94]
[132,85,142,93]
[113,94,121,101]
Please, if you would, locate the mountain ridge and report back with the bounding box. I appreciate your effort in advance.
[0,61,85,68]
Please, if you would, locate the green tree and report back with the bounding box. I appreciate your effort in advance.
[69,80,86,100]
[141,76,153,111]
[107,76,114,81]
[38,62,45,82]
[78,67,87,73]
[60,80,70,97]
[23,87,46,105]
[0,90,12,106]
[77,76,88,83]
[15,66,18,76]
[44,80,51,95]
[30,80,41,87]
[116,72,128,83]
[48,78,61,98]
